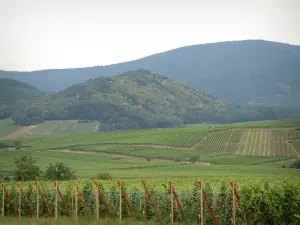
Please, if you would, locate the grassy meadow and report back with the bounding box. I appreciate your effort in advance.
[1,118,300,183]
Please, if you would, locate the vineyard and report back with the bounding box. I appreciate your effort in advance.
[1,119,300,181]
[217,118,300,128]
[0,119,20,138]
[199,128,300,158]
[1,179,299,225]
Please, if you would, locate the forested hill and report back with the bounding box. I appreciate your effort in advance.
[8,70,300,130]
[0,78,44,120]
[0,78,42,105]
[1,40,300,107]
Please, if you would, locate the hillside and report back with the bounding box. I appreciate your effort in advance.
[0,119,299,176]
[8,70,300,130]
[0,78,42,104]
[10,70,235,130]
[0,78,43,119]
[1,40,300,107]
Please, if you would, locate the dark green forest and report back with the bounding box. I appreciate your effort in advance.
[0,78,44,119]
[2,70,300,130]
[1,40,300,107]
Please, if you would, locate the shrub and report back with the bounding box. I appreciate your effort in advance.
[43,162,76,181]
[14,156,40,181]
[290,160,300,169]
[92,172,113,180]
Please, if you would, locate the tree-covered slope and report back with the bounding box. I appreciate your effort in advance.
[1,40,300,107]
[9,70,300,130]
[10,70,230,129]
[0,78,42,104]
[0,78,43,119]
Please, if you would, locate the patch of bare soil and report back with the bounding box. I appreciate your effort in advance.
[26,132,52,135]
[1,125,37,139]
[72,121,78,130]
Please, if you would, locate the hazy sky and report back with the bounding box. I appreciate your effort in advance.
[1,0,300,71]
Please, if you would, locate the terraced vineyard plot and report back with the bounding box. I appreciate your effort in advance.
[73,121,99,133]
[0,119,20,137]
[218,119,300,129]
[31,121,74,134]
[29,120,99,135]
[291,140,300,157]
[17,126,211,150]
[73,145,200,160]
[199,129,242,152]
[199,128,300,158]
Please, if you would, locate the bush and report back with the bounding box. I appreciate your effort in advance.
[189,155,200,164]
[145,157,151,162]
[290,160,300,169]
[92,172,113,180]
[43,162,76,181]
[14,141,21,150]
[14,156,40,181]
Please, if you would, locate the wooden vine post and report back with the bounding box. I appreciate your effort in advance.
[71,187,74,217]
[143,181,147,225]
[35,182,53,217]
[2,184,18,217]
[53,181,71,217]
[16,183,35,217]
[198,180,204,225]
[117,180,137,222]
[169,180,174,225]
[1,184,4,218]
[74,180,78,219]
[18,183,21,218]
[119,180,122,222]
[94,180,112,218]
[141,180,162,223]
[55,181,58,220]
[95,181,99,221]
[36,183,39,218]
[231,180,236,225]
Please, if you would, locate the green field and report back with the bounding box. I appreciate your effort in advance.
[0,120,100,139]
[1,119,300,181]
[29,120,99,134]
[0,119,299,179]
[0,119,20,137]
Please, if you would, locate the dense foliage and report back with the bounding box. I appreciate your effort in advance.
[1,40,300,107]
[7,70,300,130]
[14,156,40,181]
[0,78,44,120]
[43,162,76,181]
[0,180,299,224]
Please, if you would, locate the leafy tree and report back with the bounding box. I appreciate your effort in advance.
[145,157,151,162]
[14,156,40,181]
[14,141,21,150]
[189,155,200,164]
[290,160,300,169]
[43,162,76,181]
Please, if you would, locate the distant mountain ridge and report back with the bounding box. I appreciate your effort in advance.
[1,40,300,107]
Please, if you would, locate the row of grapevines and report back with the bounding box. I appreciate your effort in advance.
[219,119,300,129]
[1,180,299,224]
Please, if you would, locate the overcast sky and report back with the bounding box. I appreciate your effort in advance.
[1,0,300,71]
